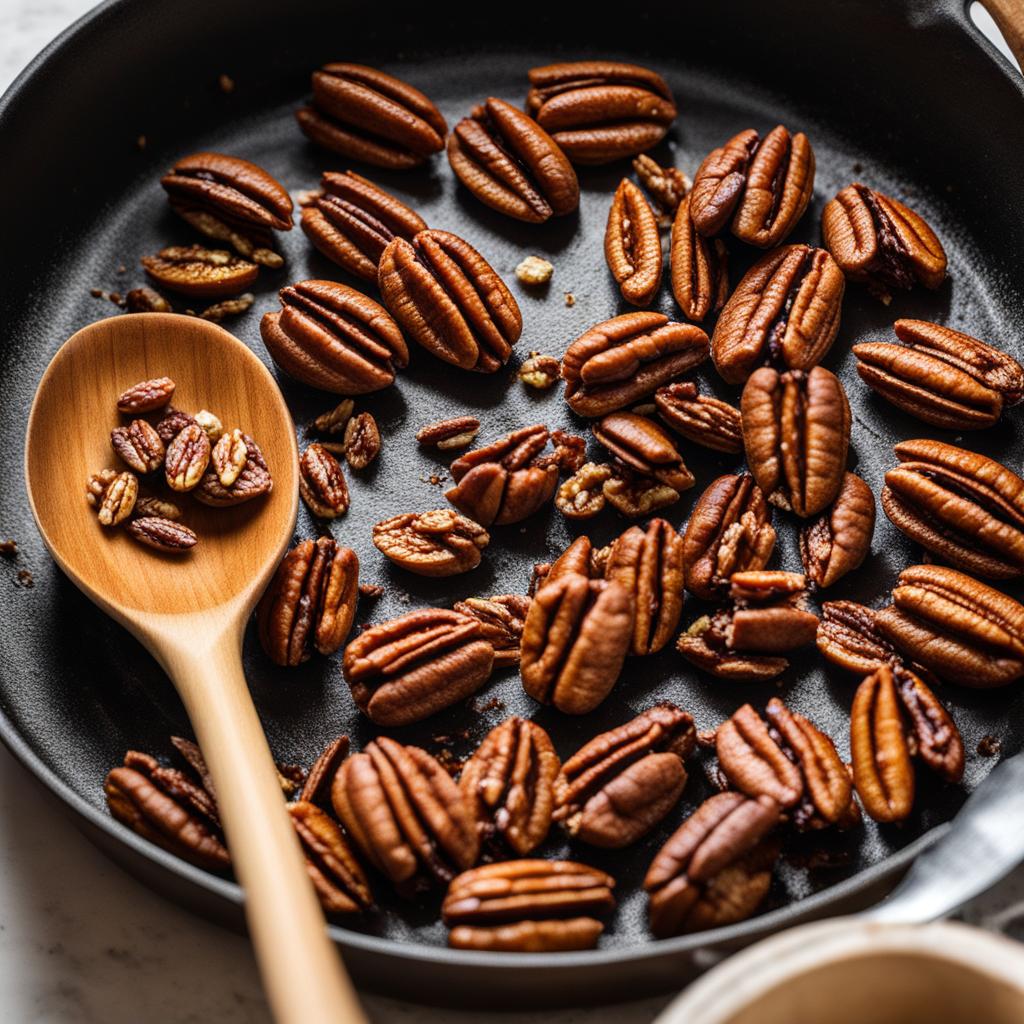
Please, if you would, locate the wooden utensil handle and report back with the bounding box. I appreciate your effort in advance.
[979,0,1024,69]
[163,637,367,1024]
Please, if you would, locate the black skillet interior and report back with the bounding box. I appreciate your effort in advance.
[2,0,1024,1004]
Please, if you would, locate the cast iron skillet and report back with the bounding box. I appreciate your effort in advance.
[2,0,1024,1007]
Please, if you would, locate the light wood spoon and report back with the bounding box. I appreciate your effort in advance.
[24,312,367,1024]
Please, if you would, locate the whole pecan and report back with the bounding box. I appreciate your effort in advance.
[164,423,211,492]
[670,194,729,323]
[895,666,965,783]
[297,63,447,169]
[526,60,676,164]
[261,280,408,394]
[644,792,780,938]
[299,443,349,519]
[554,703,696,848]
[289,801,373,914]
[210,428,247,488]
[562,311,709,417]
[379,229,522,372]
[681,474,775,600]
[874,564,1024,687]
[448,97,578,223]
[301,170,427,281]
[690,125,815,247]
[160,152,292,265]
[741,365,851,517]
[605,518,684,655]
[331,736,478,894]
[126,516,198,553]
[822,183,947,298]
[881,438,1024,579]
[133,495,182,522]
[142,245,258,297]
[605,178,662,306]
[817,600,902,676]
[592,412,694,494]
[712,245,845,384]
[416,415,481,450]
[655,382,742,454]
[459,717,560,856]
[799,472,876,588]
[90,470,138,526]
[257,538,359,665]
[342,608,494,725]
[445,424,558,527]
[373,509,489,577]
[195,433,272,507]
[116,376,175,414]
[442,860,615,952]
[111,418,165,474]
[555,462,613,520]
[520,572,634,714]
[452,595,531,668]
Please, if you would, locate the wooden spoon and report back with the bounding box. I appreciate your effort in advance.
[24,312,367,1024]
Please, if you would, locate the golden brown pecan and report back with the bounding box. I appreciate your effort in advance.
[633,154,690,218]
[116,376,175,414]
[799,472,875,589]
[681,474,776,600]
[561,311,709,417]
[895,666,965,783]
[257,538,359,665]
[86,468,117,509]
[520,572,634,714]
[605,178,662,306]
[164,423,210,492]
[126,516,197,553]
[261,280,408,395]
[297,63,447,169]
[817,600,902,676]
[299,443,349,519]
[670,194,729,322]
[133,496,182,521]
[592,412,694,493]
[104,750,229,871]
[874,564,1024,687]
[194,410,224,443]
[155,409,196,445]
[446,424,558,527]
[300,170,427,281]
[602,468,681,519]
[459,717,559,856]
[343,608,494,726]
[195,433,272,507]
[655,382,742,454]
[111,418,165,474]
[451,595,531,668]
[551,428,587,474]
[443,860,615,952]
[92,470,138,527]
[448,97,578,223]
[311,399,354,436]
[605,519,684,655]
[342,412,380,470]
[332,736,478,894]
[712,244,845,384]
[527,60,676,164]
[197,293,254,323]
[518,352,561,390]
[741,366,851,517]
[379,229,521,372]
[373,509,489,577]
[124,286,171,313]
[142,245,258,298]
[881,439,1024,579]
[210,428,247,488]
[554,703,695,848]
[554,462,613,520]
[644,792,780,938]
[822,183,946,299]
[416,415,481,450]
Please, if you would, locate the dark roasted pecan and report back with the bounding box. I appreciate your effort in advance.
[656,382,742,454]
[633,154,690,218]
[195,433,272,507]
[799,472,875,588]
[520,572,634,714]
[300,735,350,808]
[332,736,478,894]
[817,600,901,675]
[446,424,558,527]
[443,860,615,952]
[592,412,694,493]
[712,244,845,384]
[124,286,171,313]
[297,63,447,169]
[133,495,182,521]
[554,704,696,848]
[448,97,578,223]
[681,474,775,600]
[373,509,489,577]
[164,423,210,492]
[343,412,380,470]
[881,439,1024,579]
[526,60,676,164]
[343,607,494,725]
[822,183,946,298]
[690,125,814,247]
[677,613,788,682]
[460,717,560,855]
[160,151,292,265]
[379,229,521,372]
[452,595,531,668]
[895,666,965,783]
[416,415,481,450]
[299,443,349,519]
[116,376,175,414]
[288,801,373,914]
[875,564,1024,687]
[105,750,229,871]
[605,519,684,655]
[555,462,613,520]
[257,538,359,665]
[142,245,258,297]
[670,194,729,322]
[111,418,165,474]
[155,408,197,445]
[605,178,662,306]
[644,792,780,937]
[561,311,709,417]
[742,366,851,517]
[261,280,408,395]
[126,516,197,553]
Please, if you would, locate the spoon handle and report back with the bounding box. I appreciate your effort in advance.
[161,634,367,1024]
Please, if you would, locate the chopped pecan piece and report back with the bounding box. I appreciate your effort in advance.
[603,469,681,518]
[194,410,224,443]
[373,509,489,577]
[799,472,875,588]
[452,595,531,668]
[111,418,166,474]
[417,416,481,450]
[194,433,272,507]
[311,399,354,436]
[300,735,350,807]
[288,801,372,914]
[518,352,561,390]
[555,462,613,520]
[670,194,729,322]
[515,256,555,286]
[124,286,171,313]
[592,412,694,493]
[116,376,175,414]
[605,178,662,306]
[633,154,690,218]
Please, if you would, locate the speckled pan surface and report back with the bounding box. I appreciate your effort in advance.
[1,0,1024,1006]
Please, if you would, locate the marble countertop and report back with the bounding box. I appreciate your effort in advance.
[0,3,1020,1022]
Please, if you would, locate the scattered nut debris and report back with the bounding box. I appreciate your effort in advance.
[0,540,17,558]
[195,292,255,323]
[518,352,560,390]
[515,255,554,286]
[358,583,384,599]
[15,569,34,588]
[977,735,1002,758]
[564,291,576,307]
[125,286,172,313]
[311,400,355,436]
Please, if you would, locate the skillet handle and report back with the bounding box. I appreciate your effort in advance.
[977,0,1024,69]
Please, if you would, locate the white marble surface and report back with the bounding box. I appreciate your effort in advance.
[0,2,1020,1022]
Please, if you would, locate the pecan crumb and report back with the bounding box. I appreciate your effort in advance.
[125,286,171,313]
[197,292,254,323]
[15,569,34,588]
[0,540,17,558]
[358,583,384,599]
[515,255,554,286]
[977,734,1002,758]
[518,352,560,390]
[564,292,576,307]
[471,696,506,714]
[218,73,235,93]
